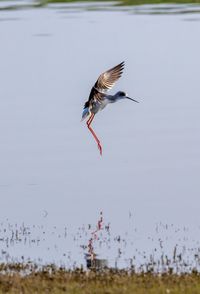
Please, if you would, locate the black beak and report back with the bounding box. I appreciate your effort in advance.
[126,96,139,103]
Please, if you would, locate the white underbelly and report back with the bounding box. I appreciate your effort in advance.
[91,98,110,114]
[100,99,110,110]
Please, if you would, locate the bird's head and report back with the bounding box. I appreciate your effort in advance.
[116,91,139,103]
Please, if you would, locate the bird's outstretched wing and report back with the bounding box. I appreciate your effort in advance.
[85,62,125,107]
[94,61,125,92]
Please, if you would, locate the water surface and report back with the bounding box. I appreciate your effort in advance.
[0,1,200,266]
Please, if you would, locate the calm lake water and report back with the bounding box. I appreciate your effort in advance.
[0,1,200,267]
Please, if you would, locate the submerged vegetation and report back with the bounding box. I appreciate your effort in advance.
[1,217,200,292]
[1,219,200,292]
[1,217,200,272]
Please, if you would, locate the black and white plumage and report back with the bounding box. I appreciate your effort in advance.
[82,62,139,155]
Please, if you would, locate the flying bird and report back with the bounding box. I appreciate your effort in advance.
[82,61,139,155]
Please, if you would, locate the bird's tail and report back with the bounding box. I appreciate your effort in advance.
[81,107,90,122]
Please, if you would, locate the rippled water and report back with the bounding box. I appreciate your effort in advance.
[0,1,200,266]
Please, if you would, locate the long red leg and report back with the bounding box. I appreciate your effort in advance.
[87,113,94,126]
[86,114,102,156]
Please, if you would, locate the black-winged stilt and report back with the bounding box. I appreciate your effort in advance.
[82,62,139,155]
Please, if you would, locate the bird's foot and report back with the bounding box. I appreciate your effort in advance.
[97,143,102,156]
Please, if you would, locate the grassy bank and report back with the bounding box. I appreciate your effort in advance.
[2,0,200,11]
[1,266,200,293]
[43,0,200,5]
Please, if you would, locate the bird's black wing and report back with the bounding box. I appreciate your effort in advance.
[84,62,125,108]
[85,87,106,108]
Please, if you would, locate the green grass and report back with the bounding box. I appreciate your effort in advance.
[121,0,200,4]
[1,266,200,294]
[2,0,200,10]
[42,0,200,5]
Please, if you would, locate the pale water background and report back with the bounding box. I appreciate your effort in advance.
[0,1,200,268]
